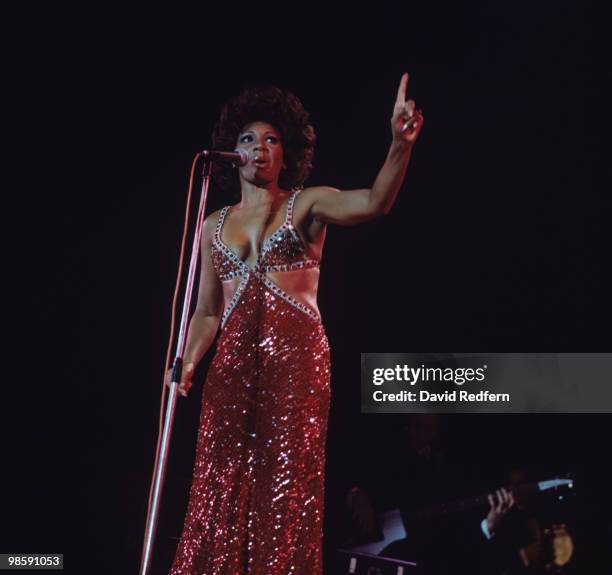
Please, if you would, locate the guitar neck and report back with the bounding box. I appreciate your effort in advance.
[407,481,543,523]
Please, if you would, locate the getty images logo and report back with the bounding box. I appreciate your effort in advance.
[372,364,488,386]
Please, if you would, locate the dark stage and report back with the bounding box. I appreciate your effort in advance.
[5,2,611,574]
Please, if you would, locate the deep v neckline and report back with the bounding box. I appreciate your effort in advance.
[216,195,293,268]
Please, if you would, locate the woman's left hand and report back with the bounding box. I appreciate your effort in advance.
[391,72,424,146]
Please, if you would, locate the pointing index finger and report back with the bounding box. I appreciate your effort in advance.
[395,72,409,105]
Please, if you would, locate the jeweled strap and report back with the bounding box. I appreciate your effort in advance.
[261,259,320,273]
[254,269,321,323]
[220,273,250,328]
[215,206,231,243]
[285,188,302,228]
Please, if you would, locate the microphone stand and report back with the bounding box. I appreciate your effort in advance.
[139,158,213,575]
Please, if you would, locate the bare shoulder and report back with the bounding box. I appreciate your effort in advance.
[204,208,223,227]
[202,209,223,242]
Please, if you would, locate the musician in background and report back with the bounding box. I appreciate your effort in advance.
[345,415,582,573]
[344,414,517,574]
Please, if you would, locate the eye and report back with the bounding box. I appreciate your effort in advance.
[266,135,279,144]
[239,134,253,143]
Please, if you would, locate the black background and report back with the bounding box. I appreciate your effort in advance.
[5,2,611,573]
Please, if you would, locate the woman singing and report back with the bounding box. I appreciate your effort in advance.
[167,73,424,574]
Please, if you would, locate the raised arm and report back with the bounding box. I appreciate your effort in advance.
[309,73,424,225]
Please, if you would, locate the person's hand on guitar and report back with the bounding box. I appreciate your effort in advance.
[485,487,515,535]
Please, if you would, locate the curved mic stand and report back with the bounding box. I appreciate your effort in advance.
[139,159,213,575]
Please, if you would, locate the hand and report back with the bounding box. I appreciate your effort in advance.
[164,362,195,398]
[391,72,424,146]
[486,487,515,535]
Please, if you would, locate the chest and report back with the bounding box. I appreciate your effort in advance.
[221,208,286,263]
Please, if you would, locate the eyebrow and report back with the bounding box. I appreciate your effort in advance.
[240,130,279,136]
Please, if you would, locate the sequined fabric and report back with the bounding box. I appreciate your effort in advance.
[169,190,331,574]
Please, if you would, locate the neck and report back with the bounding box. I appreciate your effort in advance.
[239,181,286,208]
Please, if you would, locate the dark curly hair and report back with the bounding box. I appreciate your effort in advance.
[211,86,316,198]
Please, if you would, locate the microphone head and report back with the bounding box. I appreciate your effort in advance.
[234,149,249,167]
[201,148,249,166]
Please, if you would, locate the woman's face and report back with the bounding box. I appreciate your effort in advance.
[236,121,284,187]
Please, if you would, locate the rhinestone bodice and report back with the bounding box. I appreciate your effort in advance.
[211,190,322,326]
[212,190,319,277]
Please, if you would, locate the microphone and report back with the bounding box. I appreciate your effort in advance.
[201,149,248,166]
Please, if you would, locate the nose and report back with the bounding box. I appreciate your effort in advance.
[253,138,267,151]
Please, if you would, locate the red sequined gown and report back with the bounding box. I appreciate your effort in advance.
[169,190,331,574]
